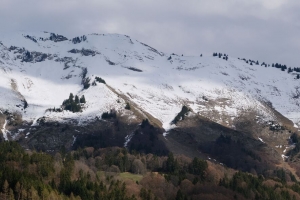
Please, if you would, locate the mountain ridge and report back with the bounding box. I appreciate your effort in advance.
[1,32,300,124]
[0,31,299,155]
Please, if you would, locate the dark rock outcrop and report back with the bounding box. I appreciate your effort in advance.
[49,33,68,42]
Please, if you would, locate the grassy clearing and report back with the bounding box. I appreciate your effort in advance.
[119,172,143,182]
[96,171,107,179]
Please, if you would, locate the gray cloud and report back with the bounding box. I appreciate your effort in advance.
[1,0,300,66]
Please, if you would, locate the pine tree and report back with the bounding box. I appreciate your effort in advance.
[95,77,106,84]
[166,152,178,174]
[70,192,76,200]
[41,187,50,200]
[80,95,86,103]
[15,182,21,200]
[75,95,79,104]
[50,178,57,190]
[69,93,74,102]
[176,189,184,200]
[94,189,101,200]
[23,100,28,109]
[2,180,9,200]
[8,189,13,200]
[28,186,39,200]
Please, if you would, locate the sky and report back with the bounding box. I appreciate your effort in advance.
[1,0,300,67]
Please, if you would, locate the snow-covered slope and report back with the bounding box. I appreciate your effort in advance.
[0,31,300,132]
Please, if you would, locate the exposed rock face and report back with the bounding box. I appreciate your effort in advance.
[21,50,48,62]
[49,33,68,42]
[68,48,98,56]
[24,35,37,43]
[71,35,87,44]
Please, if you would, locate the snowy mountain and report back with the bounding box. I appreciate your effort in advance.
[1,31,300,158]
[1,31,300,130]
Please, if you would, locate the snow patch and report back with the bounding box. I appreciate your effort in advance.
[31,118,39,126]
[124,133,134,147]
[1,120,9,141]
[281,154,289,161]
[163,123,177,137]
[72,135,77,145]
[258,137,265,143]
[283,148,287,153]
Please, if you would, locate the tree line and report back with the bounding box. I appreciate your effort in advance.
[1,141,300,199]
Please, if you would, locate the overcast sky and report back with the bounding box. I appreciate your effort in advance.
[1,0,300,67]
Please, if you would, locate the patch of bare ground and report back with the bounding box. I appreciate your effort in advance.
[106,84,162,128]
[232,108,291,156]
[158,134,204,159]
[164,113,283,174]
[261,100,296,132]
[195,97,236,128]
[231,106,300,180]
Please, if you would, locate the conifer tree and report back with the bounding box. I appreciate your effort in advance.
[2,179,9,199]
[8,189,13,200]
[75,95,79,104]
[69,93,74,102]
[80,95,86,103]
[15,182,21,200]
